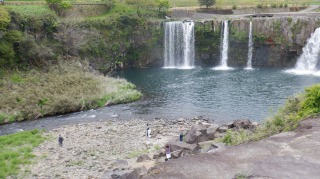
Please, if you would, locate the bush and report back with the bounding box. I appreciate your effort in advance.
[271,4,277,8]
[284,4,288,8]
[0,7,10,31]
[257,4,262,9]
[232,5,237,10]
[279,4,283,8]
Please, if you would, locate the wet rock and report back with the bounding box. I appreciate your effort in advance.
[136,154,151,163]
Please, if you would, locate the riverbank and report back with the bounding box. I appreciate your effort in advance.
[16,118,197,178]
[0,61,142,125]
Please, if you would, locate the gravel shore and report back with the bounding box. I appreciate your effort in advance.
[19,118,195,178]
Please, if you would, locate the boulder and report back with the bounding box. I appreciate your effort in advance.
[166,139,200,153]
[152,150,165,159]
[171,150,183,158]
[119,166,147,179]
[185,123,221,144]
[136,154,151,163]
[217,126,228,133]
[229,119,253,129]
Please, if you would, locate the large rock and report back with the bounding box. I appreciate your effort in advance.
[229,119,253,129]
[166,139,200,153]
[136,154,151,163]
[185,123,219,144]
[120,166,147,179]
[152,150,165,159]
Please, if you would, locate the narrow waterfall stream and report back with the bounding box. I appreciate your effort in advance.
[286,27,320,76]
[213,20,232,70]
[245,21,253,70]
[164,21,195,69]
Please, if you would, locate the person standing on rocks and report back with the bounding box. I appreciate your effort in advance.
[147,124,151,138]
[165,145,171,161]
[179,125,184,141]
[58,135,64,147]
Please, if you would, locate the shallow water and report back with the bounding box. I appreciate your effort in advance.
[1,67,320,135]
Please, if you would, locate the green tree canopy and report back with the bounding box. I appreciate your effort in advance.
[155,0,169,11]
[0,7,10,31]
[198,0,216,8]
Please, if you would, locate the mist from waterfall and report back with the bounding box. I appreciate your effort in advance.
[285,28,320,76]
[164,21,195,69]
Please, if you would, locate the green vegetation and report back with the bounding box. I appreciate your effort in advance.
[219,84,320,146]
[0,62,142,124]
[126,149,149,158]
[169,0,311,7]
[0,129,46,178]
[5,5,54,16]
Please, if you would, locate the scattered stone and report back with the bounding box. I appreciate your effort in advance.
[137,154,151,163]
[112,160,129,169]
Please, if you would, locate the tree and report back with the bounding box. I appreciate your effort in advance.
[198,0,215,9]
[0,7,10,31]
[155,0,169,11]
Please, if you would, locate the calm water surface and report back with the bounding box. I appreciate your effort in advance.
[1,67,320,135]
[116,67,320,122]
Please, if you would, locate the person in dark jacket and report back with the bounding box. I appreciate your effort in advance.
[58,135,64,147]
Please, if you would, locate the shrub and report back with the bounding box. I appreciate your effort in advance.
[284,4,288,8]
[0,8,10,31]
[271,4,277,8]
[257,4,262,9]
[279,4,283,8]
[232,5,237,10]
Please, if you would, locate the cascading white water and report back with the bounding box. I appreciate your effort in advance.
[286,28,320,76]
[213,20,233,70]
[164,21,195,69]
[245,21,253,70]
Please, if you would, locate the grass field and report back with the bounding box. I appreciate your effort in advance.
[0,129,46,178]
[5,5,54,16]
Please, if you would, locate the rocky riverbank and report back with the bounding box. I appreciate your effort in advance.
[17,118,193,178]
[17,117,257,179]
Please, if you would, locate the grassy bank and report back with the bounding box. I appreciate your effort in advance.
[220,84,320,146]
[0,61,142,124]
[0,129,46,178]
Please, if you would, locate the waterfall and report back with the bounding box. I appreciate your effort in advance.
[164,21,195,69]
[213,20,233,70]
[245,21,253,70]
[286,28,320,76]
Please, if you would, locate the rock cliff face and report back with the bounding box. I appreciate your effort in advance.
[141,17,320,68]
[194,17,320,68]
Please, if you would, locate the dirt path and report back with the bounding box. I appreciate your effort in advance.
[145,118,320,179]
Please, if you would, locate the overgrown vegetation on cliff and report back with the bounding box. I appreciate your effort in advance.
[221,84,320,145]
[0,61,142,124]
[0,1,166,123]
